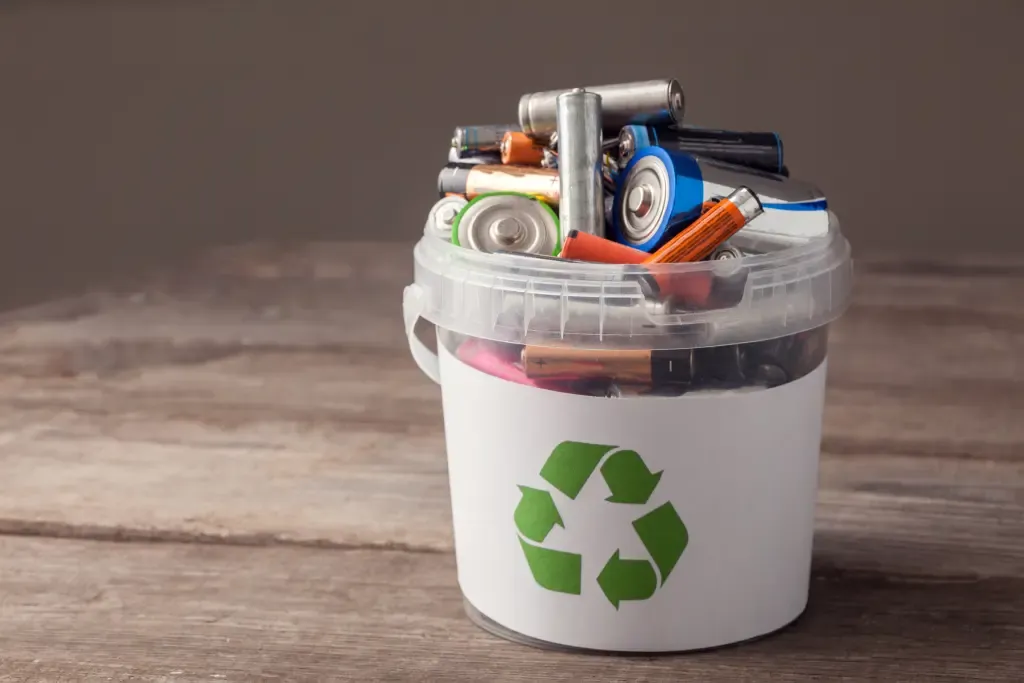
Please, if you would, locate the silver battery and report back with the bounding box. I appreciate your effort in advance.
[556,89,605,238]
[518,79,685,138]
[455,193,560,255]
[617,126,642,166]
[424,195,469,242]
[447,147,502,165]
[451,124,519,156]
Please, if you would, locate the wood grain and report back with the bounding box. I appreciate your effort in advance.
[0,242,1021,680]
[0,536,1021,683]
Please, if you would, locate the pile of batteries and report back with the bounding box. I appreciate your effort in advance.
[423,78,832,397]
[446,327,829,399]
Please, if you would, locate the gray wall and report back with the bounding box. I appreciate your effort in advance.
[2,0,1023,309]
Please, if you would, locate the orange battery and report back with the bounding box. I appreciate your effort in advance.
[521,346,697,385]
[557,229,714,306]
[559,230,646,264]
[644,187,763,264]
[501,131,547,166]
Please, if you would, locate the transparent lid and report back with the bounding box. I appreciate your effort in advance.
[412,213,852,350]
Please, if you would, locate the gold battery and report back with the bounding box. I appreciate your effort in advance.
[521,346,653,383]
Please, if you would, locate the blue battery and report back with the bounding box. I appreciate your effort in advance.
[610,147,704,252]
[612,147,827,253]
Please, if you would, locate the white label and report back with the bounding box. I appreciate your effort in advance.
[438,342,827,652]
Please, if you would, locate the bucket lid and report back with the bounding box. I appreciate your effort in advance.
[412,213,852,350]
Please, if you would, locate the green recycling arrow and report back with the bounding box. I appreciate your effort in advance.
[514,486,563,542]
[518,538,582,595]
[597,551,657,609]
[633,502,689,583]
[600,450,663,504]
[540,441,616,500]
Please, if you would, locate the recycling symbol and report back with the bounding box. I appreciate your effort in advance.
[514,441,689,609]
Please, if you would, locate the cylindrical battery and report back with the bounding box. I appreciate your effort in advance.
[451,124,520,156]
[556,89,605,238]
[500,131,546,166]
[438,163,560,205]
[451,192,561,256]
[424,195,469,242]
[612,147,828,252]
[518,79,685,138]
[559,230,645,264]
[644,186,763,263]
[618,125,784,174]
[710,243,744,260]
[448,147,502,165]
[521,347,696,386]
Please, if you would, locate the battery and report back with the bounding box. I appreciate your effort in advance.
[521,343,767,391]
[617,125,784,174]
[451,192,560,255]
[518,79,685,138]
[553,230,745,310]
[556,89,605,238]
[559,230,646,264]
[710,243,744,260]
[521,347,696,385]
[612,147,828,252]
[644,186,763,263]
[438,163,561,205]
[451,124,520,156]
[500,131,547,166]
[424,195,469,242]
[448,147,502,165]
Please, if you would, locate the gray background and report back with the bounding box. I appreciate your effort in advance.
[2,0,1023,309]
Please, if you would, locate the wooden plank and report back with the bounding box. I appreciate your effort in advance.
[0,244,1021,572]
[0,536,1022,682]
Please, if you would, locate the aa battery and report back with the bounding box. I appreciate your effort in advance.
[556,89,605,238]
[518,79,685,138]
[612,147,828,252]
[424,195,469,242]
[451,124,520,156]
[500,131,546,166]
[644,187,763,264]
[618,125,784,174]
[451,192,560,256]
[448,147,502,165]
[438,163,560,205]
[521,347,696,385]
[520,343,770,390]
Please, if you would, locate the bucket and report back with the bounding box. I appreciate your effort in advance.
[403,215,853,653]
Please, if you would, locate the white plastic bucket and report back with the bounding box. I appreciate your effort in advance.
[403,216,853,653]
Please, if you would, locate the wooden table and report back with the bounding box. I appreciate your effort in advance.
[0,242,1021,682]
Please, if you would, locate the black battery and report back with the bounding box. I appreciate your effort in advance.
[618,125,784,175]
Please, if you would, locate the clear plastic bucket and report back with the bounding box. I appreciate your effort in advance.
[403,215,853,653]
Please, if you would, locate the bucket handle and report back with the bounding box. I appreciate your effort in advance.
[403,284,441,385]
